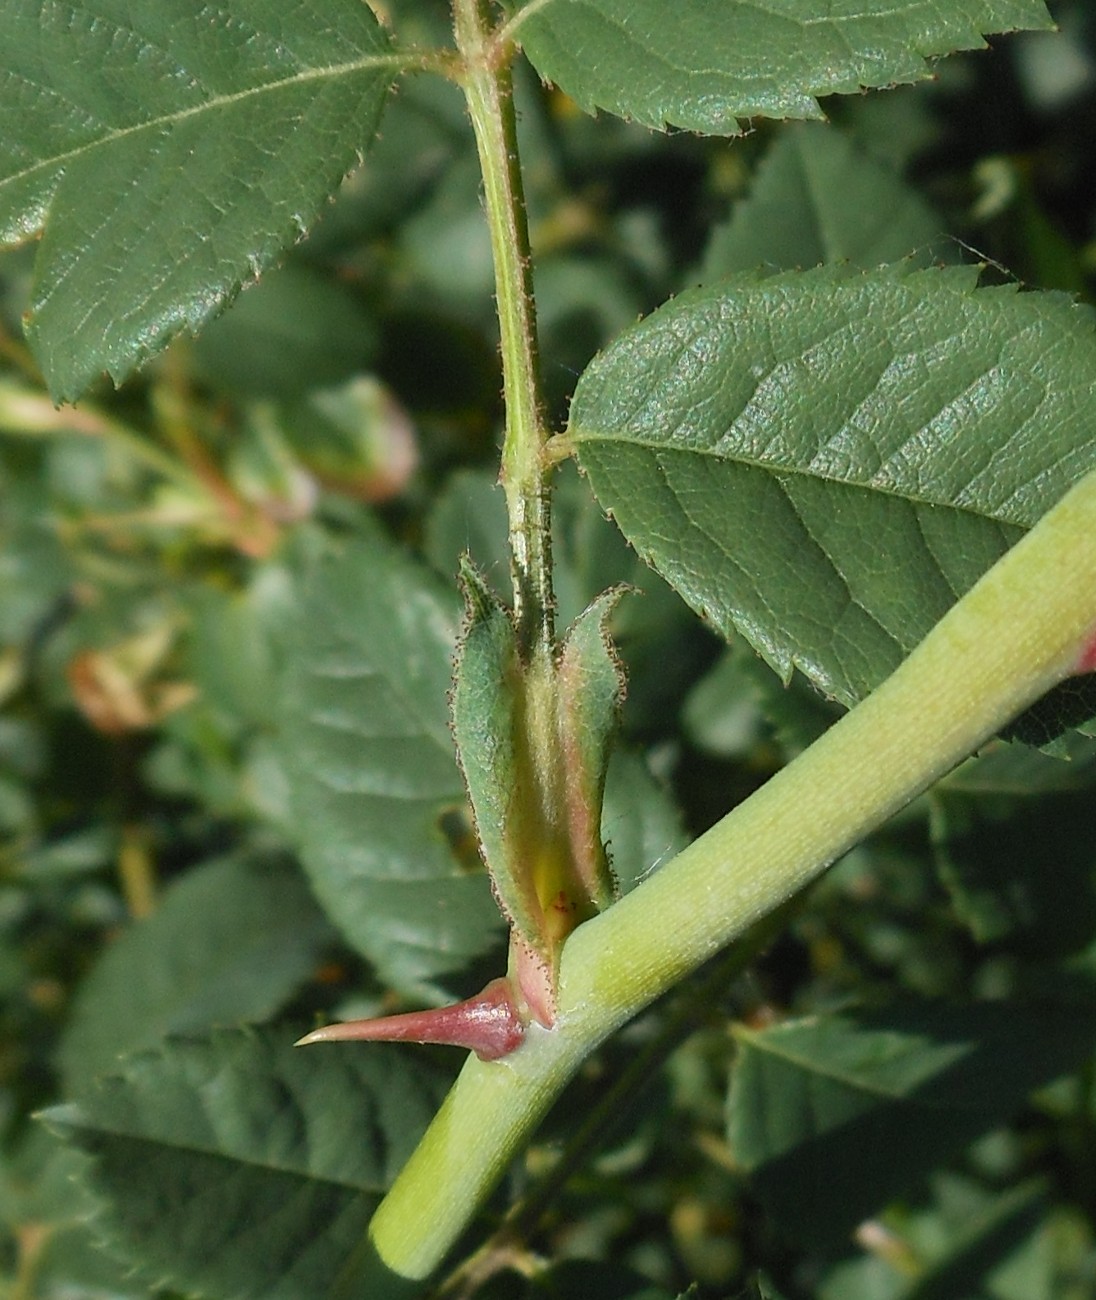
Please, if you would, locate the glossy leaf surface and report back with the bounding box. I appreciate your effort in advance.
[0,0,401,399]
[506,0,1051,133]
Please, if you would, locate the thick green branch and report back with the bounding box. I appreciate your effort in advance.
[453,0,552,654]
[366,463,1096,1285]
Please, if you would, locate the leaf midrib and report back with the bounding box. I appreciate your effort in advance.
[0,49,411,197]
[571,424,1036,531]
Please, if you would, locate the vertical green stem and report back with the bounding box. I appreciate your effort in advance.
[453,0,552,655]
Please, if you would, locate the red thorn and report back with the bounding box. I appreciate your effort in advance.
[294,978,525,1061]
[1076,629,1096,676]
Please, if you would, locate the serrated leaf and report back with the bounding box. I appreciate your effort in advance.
[43,1028,451,1300]
[728,1001,1096,1249]
[700,122,954,279]
[0,0,405,400]
[570,264,1096,707]
[58,854,334,1094]
[282,533,503,1000]
[506,0,1052,134]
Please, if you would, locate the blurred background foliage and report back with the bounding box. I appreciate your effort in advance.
[4,0,1096,1295]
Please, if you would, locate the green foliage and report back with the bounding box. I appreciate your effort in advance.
[506,0,1052,132]
[570,264,1096,704]
[0,0,399,399]
[58,853,336,1093]
[698,122,956,278]
[728,1001,1096,1249]
[283,532,504,999]
[10,1,1096,1299]
[44,1029,452,1299]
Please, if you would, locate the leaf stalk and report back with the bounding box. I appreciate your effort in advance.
[453,0,553,656]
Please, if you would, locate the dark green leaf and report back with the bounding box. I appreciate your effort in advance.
[281,533,503,999]
[192,262,378,399]
[506,0,1052,133]
[931,790,1096,955]
[570,264,1096,706]
[700,122,955,279]
[904,1181,1050,1300]
[728,1001,1096,1249]
[941,735,1096,798]
[0,0,403,399]
[58,854,334,1093]
[43,1028,451,1300]
[682,643,837,760]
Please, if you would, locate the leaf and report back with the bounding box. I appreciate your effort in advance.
[505,0,1052,134]
[57,853,334,1094]
[43,1028,451,1300]
[699,122,955,280]
[728,1000,1096,1249]
[0,0,404,400]
[281,532,504,1000]
[601,749,688,895]
[191,261,378,399]
[930,789,1096,956]
[682,643,837,761]
[0,1131,149,1299]
[814,1179,1053,1300]
[903,1181,1051,1300]
[941,735,1096,798]
[570,264,1096,707]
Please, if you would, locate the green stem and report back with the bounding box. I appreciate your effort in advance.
[435,903,797,1300]
[453,0,552,654]
[367,464,1096,1285]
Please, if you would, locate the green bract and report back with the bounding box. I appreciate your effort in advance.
[451,562,623,1023]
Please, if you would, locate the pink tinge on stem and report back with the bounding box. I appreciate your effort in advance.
[294,977,526,1061]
